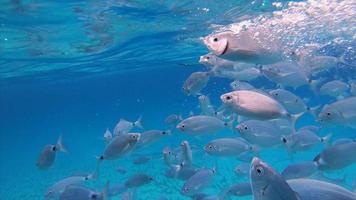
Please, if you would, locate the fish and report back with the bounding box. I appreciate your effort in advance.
[199,53,235,69]
[204,138,256,157]
[319,80,350,99]
[202,30,283,64]
[135,129,170,149]
[225,182,252,197]
[318,96,356,128]
[182,71,210,96]
[124,173,153,188]
[45,174,94,199]
[313,141,356,170]
[234,163,250,177]
[210,65,260,81]
[181,168,216,196]
[250,157,299,200]
[230,80,256,91]
[132,156,151,165]
[98,133,140,161]
[269,88,311,115]
[281,161,318,179]
[36,135,67,170]
[250,157,356,200]
[113,117,143,136]
[281,129,331,153]
[103,129,113,143]
[176,115,232,135]
[236,119,286,147]
[59,183,108,200]
[261,61,312,89]
[164,114,182,127]
[220,90,299,125]
[180,140,193,167]
[198,95,215,116]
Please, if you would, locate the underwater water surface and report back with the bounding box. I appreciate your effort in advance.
[0,0,356,200]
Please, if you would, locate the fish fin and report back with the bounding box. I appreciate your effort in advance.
[287,112,304,131]
[321,133,333,146]
[134,116,144,129]
[56,135,68,153]
[306,105,320,117]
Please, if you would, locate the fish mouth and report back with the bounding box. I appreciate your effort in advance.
[220,41,229,55]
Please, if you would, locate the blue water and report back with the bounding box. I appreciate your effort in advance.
[1,0,355,199]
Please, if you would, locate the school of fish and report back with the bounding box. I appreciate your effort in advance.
[36,0,356,199]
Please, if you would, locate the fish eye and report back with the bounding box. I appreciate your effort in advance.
[213,37,218,42]
[282,137,287,143]
[244,126,248,130]
[226,95,232,100]
[90,194,97,200]
[183,187,190,193]
[181,125,185,128]
[162,131,166,135]
[52,146,56,151]
[208,145,213,150]
[327,112,331,116]
[255,166,264,175]
[206,56,210,59]
[274,93,278,96]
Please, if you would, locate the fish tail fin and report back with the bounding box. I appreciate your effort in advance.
[306,105,320,117]
[287,112,304,131]
[134,116,143,129]
[56,135,67,153]
[224,118,235,129]
[321,133,333,146]
[338,53,354,67]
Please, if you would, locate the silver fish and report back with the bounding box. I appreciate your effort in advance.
[45,174,93,199]
[204,138,256,157]
[113,117,143,136]
[234,163,250,177]
[132,156,150,165]
[319,80,350,99]
[313,141,356,170]
[318,96,356,128]
[59,183,108,200]
[226,182,252,197]
[230,80,256,91]
[135,129,170,149]
[36,135,67,170]
[203,31,283,64]
[124,173,153,188]
[250,157,299,200]
[176,115,231,135]
[98,133,140,160]
[281,130,331,153]
[198,95,215,116]
[281,161,318,179]
[261,61,311,89]
[236,120,285,147]
[181,168,216,196]
[180,140,193,167]
[220,90,292,121]
[269,88,310,114]
[182,71,210,96]
[164,114,182,126]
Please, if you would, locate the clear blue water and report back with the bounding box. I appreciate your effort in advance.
[0,0,355,199]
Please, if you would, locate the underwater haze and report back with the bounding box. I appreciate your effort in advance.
[1,0,356,200]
